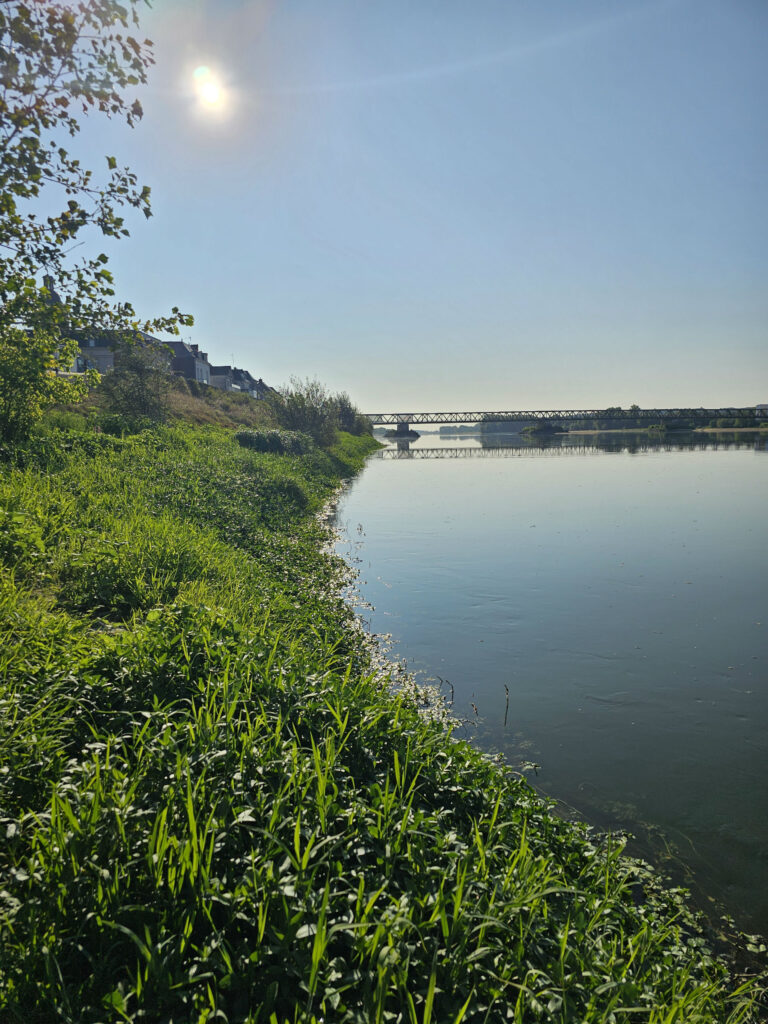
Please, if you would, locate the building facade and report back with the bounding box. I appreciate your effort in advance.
[165,341,211,385]
[73,338,115,374]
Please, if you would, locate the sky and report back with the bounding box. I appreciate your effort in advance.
[73,0,767,411]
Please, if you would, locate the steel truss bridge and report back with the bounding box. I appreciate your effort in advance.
[365,407,763,434]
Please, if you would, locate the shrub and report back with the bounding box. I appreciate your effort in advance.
[268,378,372,446]
[267,377,339,447]
[0,325,98,442]
[235,428,314,454]
[99,341,174,424]
[37,409,91,433]
[98,411,157,436]
[353,411,373,435]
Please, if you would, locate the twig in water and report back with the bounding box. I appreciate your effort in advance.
[436,676,455,706]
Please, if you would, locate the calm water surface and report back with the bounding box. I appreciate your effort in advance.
[335,434,768,934]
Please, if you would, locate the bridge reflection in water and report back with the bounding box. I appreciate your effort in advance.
[375,439,761,459]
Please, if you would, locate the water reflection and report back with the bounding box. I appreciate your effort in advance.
[341,435,768,935]
[376,436,760,458]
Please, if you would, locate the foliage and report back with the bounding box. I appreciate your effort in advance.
[712,417,759,429]
[269,377,341,447]
[522,421,558,436]
[327,430,383,472]
[35,377,279,434]
[167,382,276,430]
[0,324,97,441]
[270,377,372,447]
[335,390,358,431]
[97,340,173,426]
[0,0,192,440]
[235,428,314,454]
[335,390,372,435]
[0,426,764,1021]
[38,407,92,434]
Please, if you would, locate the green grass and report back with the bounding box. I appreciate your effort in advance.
[0,426,764,1022]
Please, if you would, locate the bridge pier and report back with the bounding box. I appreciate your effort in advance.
[395,420,411,436]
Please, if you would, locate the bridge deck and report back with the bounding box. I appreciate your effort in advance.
[365,408,762,425]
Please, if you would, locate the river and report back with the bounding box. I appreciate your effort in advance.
[335,431,768,936]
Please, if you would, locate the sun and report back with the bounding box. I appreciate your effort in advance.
[192,65,226,111]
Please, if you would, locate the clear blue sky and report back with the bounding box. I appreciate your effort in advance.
[78,0,767,411]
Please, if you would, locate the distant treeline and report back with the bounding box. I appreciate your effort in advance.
[440,413,766,436]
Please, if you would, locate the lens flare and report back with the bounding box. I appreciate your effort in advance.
[192,65,226,111]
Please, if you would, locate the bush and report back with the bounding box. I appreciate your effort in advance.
[235,428,314,454]
[99,341,173,424]
[336,391,372,436]
[268,378,372,446]
[98,411,157,436]
[353,411,373,435]
[267,377,339,447]
[37,409,91,434]
[0,325,97,442]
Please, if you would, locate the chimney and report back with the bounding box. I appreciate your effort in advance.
[42,274,62,305]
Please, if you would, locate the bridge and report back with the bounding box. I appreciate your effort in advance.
[364,407,764,435]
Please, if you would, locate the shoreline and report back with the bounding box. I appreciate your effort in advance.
[564,426,767,436]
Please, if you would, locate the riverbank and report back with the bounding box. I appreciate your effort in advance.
[1,426,765,1022]
[563,426,767,436]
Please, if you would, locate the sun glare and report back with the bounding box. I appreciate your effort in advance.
[192,65,226,112]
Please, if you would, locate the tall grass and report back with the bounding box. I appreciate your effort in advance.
[0,426,764,1022]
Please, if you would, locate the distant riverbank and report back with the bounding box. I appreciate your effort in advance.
[565,426,767,436]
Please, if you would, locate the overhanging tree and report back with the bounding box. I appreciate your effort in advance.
[0,0,192,440]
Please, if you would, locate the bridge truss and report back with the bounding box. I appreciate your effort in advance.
[365,408,763,427]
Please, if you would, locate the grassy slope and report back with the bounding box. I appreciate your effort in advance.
[43,379,278,433]
[0,426,764,1023]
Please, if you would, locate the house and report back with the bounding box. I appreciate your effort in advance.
[70,329,164,375]
[165,341,211,385]
[67,321,271,402]
[209,364,238,391]
[39,276,116,374]
[72,335,116,374]
[232,368,273,399]
[210,365,272,398]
